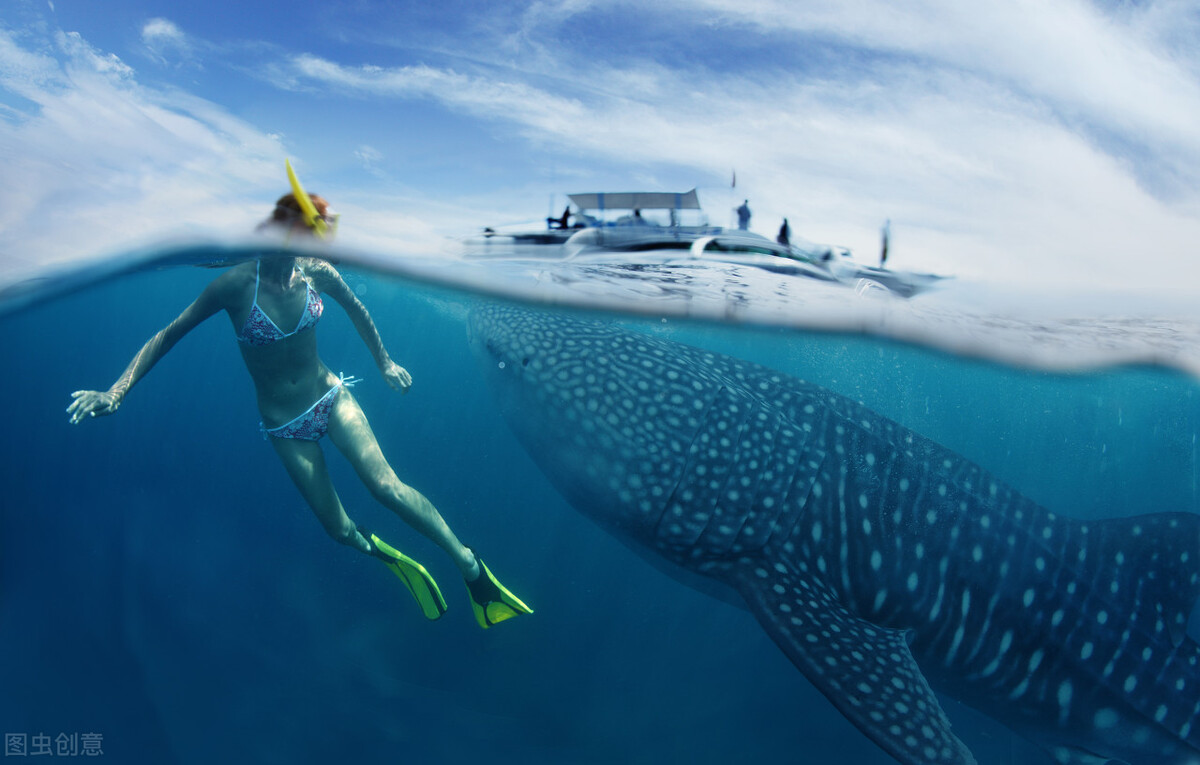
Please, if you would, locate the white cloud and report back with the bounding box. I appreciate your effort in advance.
[675,0,1200,181]
[288,54,589,135]
[141,17,194,66]
[0,26,286,285]
[142,17,184,44]
[354,144,385,178]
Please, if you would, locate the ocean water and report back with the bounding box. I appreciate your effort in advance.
[2,242,1199,764]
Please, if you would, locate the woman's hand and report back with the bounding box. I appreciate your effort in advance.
[67,390,123,424]
[382,361,412,393]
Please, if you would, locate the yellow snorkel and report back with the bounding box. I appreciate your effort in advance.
[285,158,331,239]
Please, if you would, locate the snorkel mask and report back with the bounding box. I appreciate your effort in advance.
[285,158,339,239]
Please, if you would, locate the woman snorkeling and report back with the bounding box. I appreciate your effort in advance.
[67,161,531,629]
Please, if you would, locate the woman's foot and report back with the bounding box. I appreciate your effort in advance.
[464,557,533,629]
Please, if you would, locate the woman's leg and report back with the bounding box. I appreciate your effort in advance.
[326,389,476,576]
[269,435,372,554]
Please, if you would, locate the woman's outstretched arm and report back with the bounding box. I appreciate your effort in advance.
[68,278,228,423]
[310,261,412,392]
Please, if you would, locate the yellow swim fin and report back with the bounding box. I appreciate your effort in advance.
[285,158,330,238]
[367,533,448,621]
[465,558,533,629]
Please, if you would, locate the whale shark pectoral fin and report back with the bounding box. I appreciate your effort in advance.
[732,562,977,765]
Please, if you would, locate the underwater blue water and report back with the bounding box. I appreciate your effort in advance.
[1,246,1198,764]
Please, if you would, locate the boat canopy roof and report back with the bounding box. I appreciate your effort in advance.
[567,189,701,211]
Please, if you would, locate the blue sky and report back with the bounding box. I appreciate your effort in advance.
[3,0,1200,294]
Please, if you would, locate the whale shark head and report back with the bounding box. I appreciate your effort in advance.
[469,301,831,562]
[469,302,710,538]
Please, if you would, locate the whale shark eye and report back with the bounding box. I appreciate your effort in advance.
[522,357,530,367]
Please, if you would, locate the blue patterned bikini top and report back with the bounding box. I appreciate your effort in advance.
[237,261,324,346]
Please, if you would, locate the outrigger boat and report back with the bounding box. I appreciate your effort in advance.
[467,190,841,259]
[462,189,944,296]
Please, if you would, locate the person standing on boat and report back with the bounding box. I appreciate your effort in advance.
[736,199,752,230]
[777,218,791,247]
[881,218,891,267]
[66,162,532,630]
[547,205,570,229]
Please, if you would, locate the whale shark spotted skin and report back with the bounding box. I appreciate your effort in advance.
[470,303,1200,765]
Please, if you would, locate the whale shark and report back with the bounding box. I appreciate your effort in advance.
[469,303,1200,765]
